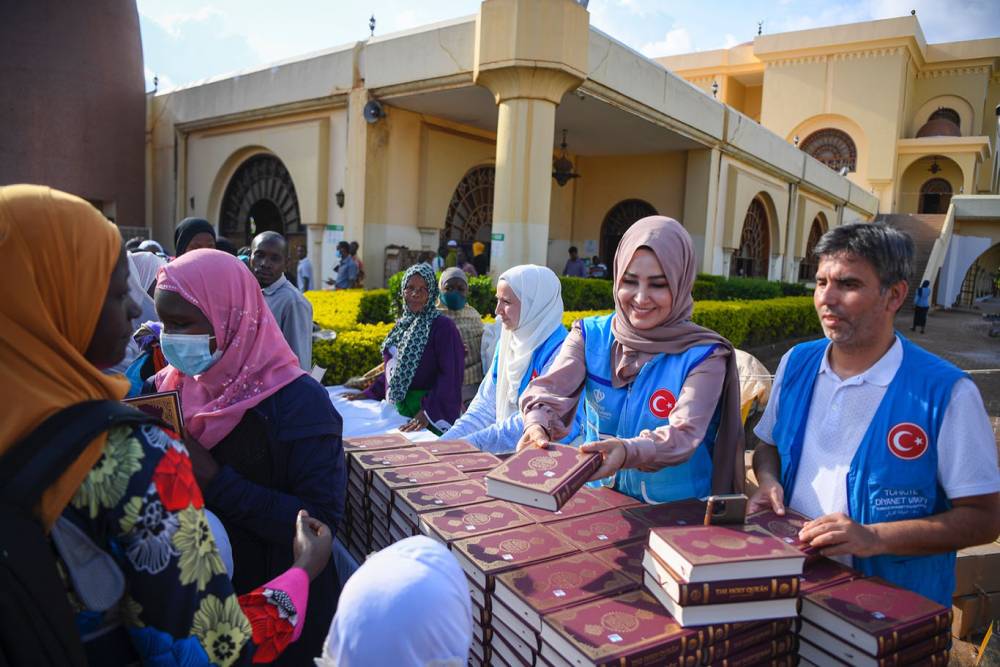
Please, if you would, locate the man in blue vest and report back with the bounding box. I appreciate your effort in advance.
[749,223,1000,607]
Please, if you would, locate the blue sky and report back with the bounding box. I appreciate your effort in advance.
[139,0,1000,91]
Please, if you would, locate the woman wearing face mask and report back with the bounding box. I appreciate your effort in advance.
[443,265,581,453]
[151,249,346,664]
[0,186,332,665]
[345,264,464,434]
[518,217,745,503]
[436,267,484,399]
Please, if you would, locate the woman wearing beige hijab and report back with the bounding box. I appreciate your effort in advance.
[518,216,744,503]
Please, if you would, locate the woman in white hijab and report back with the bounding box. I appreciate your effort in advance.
[443,264,581,453]
[317,536,472,667]
[105,252,161,376]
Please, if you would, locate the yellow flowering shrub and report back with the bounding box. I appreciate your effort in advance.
[305,290,366,332]
[313,323,394,385]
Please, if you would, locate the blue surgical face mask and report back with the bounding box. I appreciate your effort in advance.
[160,332,222,376]
[441,291,467,311]
[336,250,344,259]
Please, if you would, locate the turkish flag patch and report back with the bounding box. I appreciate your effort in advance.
[648,389,677,419]
[887,422,929,460]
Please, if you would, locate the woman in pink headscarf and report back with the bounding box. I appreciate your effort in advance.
[151,248,346,664]
[517,217,744,504]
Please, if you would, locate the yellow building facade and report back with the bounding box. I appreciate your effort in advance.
[147,0,886,290]
[661,16,1000,306]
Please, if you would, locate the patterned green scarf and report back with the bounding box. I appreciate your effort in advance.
[383,263,440,404]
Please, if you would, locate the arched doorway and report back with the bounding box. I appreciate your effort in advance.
[919,178,953,215]
[442,165,495,246]
[600,199,658,266]
[798,216,825,281]
[730,197,771,278]
[219,154,302,248]
[800,128,857,173]
[958,243,1000,307]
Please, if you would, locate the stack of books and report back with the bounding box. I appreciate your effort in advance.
[342,433,417,561]
[485,444,601,511]
[797,578,952,666]
[641,524,805,664]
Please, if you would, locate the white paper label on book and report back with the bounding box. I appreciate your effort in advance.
[544,471,555,477]
[466,525,476,531]
[434,499,444,504]
[553,590,566,597]
[502,554,514,561]
[608,634,623,643]
[597,534,608,541]
[408,478,417,483]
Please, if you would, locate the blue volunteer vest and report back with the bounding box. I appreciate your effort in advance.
[580,314,720,504]
[492,325,582,443]
[773,336,963,607]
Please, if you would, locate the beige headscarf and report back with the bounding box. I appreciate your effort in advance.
[611,216,744,494]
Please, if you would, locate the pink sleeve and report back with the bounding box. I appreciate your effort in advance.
[519,322,588,440]
[238,567,311,662]
[620,347,729,471]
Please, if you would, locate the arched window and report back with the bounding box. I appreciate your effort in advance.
[800,128,857,173]
[730,198,771,278]
[220,154,301,247]
[929,107,961,127]
[600,199,658,266]
[798,217,825,281]
[919,178,953,215]
[442,166,495,245]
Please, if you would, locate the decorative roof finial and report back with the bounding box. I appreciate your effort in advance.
[369,14,376,38]
[757,21,763,36]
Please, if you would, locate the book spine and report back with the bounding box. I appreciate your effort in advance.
[677,576,800,606]
[551,454,602,509]
[614,639,684,667]
[703,619,795,662]
[878,632,950,667]
[712,636,797,667]
[873,609,951,655]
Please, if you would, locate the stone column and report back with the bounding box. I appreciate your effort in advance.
[474,0,589,276]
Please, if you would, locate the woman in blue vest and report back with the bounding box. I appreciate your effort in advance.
[444,265,580,453]
[518,217,744,503]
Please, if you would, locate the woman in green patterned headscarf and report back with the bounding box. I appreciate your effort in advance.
[347,263,465,432]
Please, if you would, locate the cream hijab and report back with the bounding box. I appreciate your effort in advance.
[319,536,472,666]
[610,216,744,494]
[495,265,564,421]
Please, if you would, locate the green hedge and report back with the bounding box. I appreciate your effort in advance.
[358,290,393,324]
[694,274,807,300]
[312,323,393,385]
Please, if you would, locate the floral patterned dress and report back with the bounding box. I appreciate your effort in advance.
[62,423,308,665]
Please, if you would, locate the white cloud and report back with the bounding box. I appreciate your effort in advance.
[641,26,694,57]
[139,5,226,38]
[723,33,739,48]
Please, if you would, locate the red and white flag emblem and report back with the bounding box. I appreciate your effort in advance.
[648,389,676,419]
[887,422,929,460]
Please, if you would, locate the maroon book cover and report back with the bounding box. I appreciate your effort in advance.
[541,589,700,666]
[644,548,800,605]
[420,500,533,543]
[343,433,414,452]
[464,470,490,481]
[395,479,490,522]
[416,440,481,456]
[589,486,643,509]
[486,444,601,510]
[802,578,952,655]
[626,498,707,528]
[648,525,803,577]
[123,390,184,434]
[372,462,467,494]
[352,447,438,471]
[699,619,794,646]
[701,619,796,662]
[799,556,858,596]
[745,507,817,556]
[452,523,577,587]
[496,552,638,622]
[591,539,647,583]
[440,451,503,472]
[518,486,613,523]
[548,508,650,551]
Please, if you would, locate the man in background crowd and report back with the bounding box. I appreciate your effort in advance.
[251,231,314,369]
[563,245,585,277]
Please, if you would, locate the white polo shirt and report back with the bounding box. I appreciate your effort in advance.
[755,336,1000,522]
